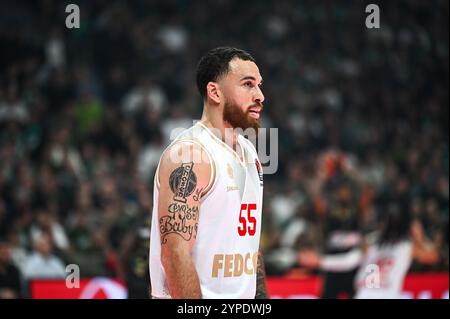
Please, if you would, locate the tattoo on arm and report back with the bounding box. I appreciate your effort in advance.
[192,187,204,202]
[255,251,268,299]
[169,162,197,203]
[160,162,200,244]
[159,203,199,244]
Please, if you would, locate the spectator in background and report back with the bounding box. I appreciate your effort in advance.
[22,233,66,279]
[29,209,70,257]
[0,199,10,240]
[68,222,121,278]
[4,228,28,276]
[0,240,22,299]
[0,85,29,124]
[122,76,167,117]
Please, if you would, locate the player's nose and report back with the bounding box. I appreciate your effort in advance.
[254,86,265,104]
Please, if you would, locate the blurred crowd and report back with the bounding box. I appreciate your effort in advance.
[0,0,448,298]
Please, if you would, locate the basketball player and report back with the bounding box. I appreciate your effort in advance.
[299,202,438,299]
[301,155,366,299]
[354,202,438,299]
[149,47,268,299]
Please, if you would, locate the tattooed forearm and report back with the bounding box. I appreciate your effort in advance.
[255,251,268,299]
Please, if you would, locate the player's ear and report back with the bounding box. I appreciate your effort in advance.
[206,82,221,104]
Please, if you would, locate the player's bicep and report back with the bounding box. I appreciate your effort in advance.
[159,162,201,248]
[158,143,210,252]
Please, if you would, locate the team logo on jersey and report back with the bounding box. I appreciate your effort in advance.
[255,159,263,185]
[227,163,234,179]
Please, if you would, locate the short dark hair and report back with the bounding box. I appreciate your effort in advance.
[196,47,256,99]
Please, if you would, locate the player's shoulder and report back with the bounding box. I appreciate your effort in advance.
[161,123,215,167]
[158,140,214,198]
[170,122,210,143]
[157,141,207,182]
[155,124,217,189]
[160,140,211,170]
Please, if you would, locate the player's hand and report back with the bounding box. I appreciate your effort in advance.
[298,249,321,269]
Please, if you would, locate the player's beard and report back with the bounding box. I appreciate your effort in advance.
[223,99,262,132]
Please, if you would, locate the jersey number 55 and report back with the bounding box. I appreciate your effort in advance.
[237,203,257,236]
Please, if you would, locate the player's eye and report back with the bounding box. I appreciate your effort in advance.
[244,82,254,88]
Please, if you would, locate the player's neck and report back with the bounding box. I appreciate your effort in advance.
[200,111,239,150]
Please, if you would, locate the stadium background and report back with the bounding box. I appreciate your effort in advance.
[0,0,448,298]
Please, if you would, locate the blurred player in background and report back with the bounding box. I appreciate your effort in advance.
[120,226,150,299]
[149,47,268,298]
[299,151,369,299]
[299,187,439,299]
[354,202,438,299]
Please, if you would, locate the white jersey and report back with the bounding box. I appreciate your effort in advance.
[149,122,264,299]
[355,240,412,299]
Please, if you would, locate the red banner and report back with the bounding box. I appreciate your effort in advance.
[267,273,449,299]
[30,277,127,299]
[29,273,449,299]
